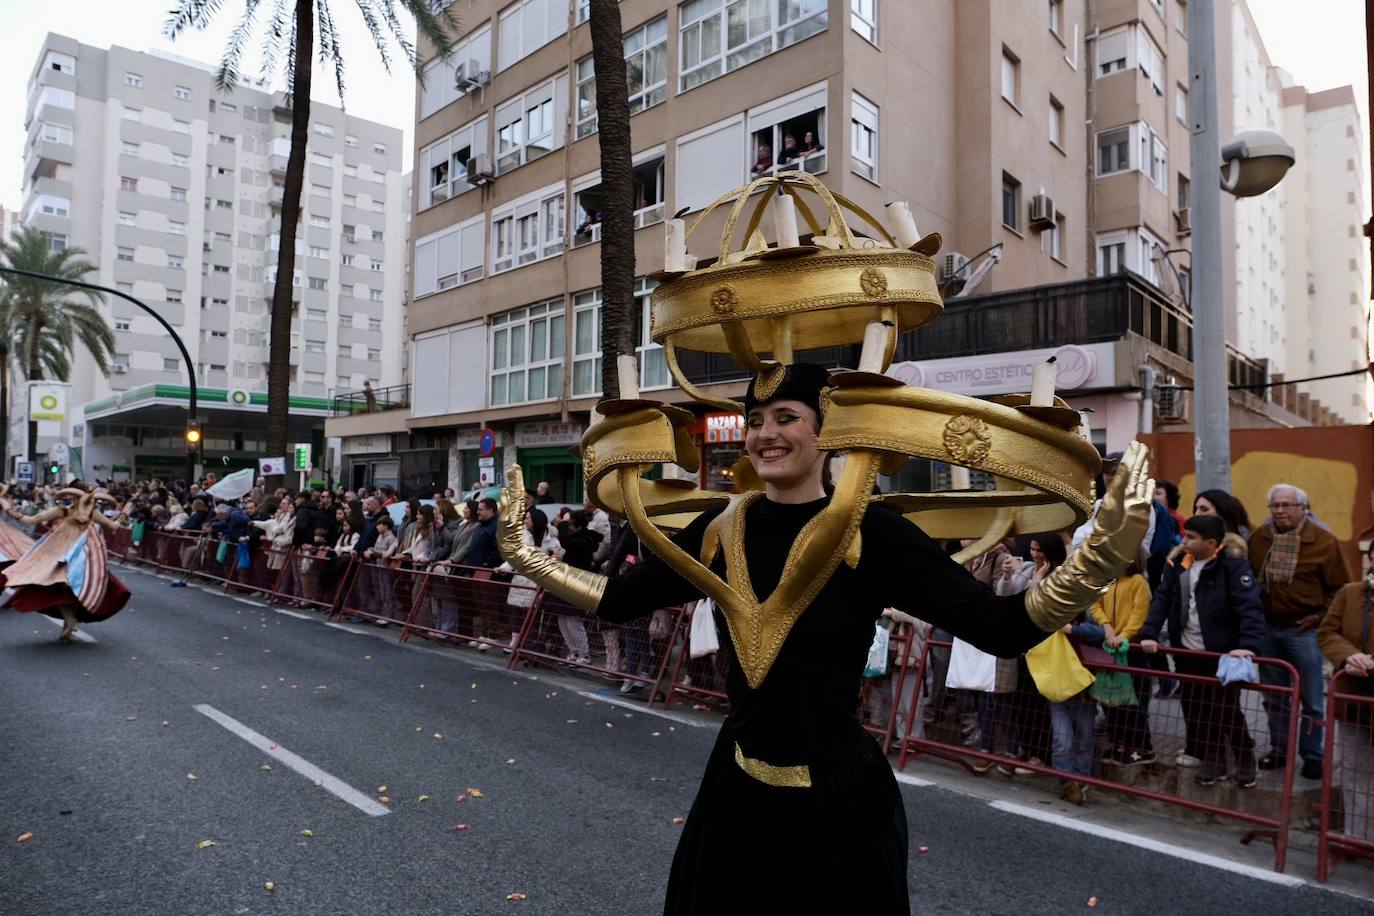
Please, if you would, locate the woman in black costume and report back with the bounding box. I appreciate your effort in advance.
[498,363,1152,915]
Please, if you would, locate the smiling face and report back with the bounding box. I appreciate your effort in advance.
[745,399,824,497]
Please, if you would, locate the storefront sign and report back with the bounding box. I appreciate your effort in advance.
[704,413,745,443]
[342,434,392,455]
[887,343,1113,396]
[478,456,495,468]
[29,384,66,421]
[514,421,585,447]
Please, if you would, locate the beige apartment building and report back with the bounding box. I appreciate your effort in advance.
[329,0,1344,498]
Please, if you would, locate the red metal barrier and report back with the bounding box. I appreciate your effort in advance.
[265,546,356,614]
[335,557,428,628]
[401,564,537,657]
[1318,668,1374,880]
[183,535,238,586]
[896,639,1302,872]
[224,543,292,597]
[660,603,732,712]
[859,621,921,755]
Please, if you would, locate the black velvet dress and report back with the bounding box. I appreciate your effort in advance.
[598,495,1050,915]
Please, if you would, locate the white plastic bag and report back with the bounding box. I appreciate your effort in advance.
[945,637,997,691]
[689,598,720,659]
[864,622,890,678]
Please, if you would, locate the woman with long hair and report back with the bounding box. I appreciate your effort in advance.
[497,364,1152,914]
[1193,488,1252,539]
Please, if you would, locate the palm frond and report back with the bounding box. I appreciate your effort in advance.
[164,0,226,38]
[316,0,349,99]
[215,0,265,91]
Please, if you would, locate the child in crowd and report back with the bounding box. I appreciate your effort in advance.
[1139,515,1266,787]
[1052,612,1106,804]
[1091,559,1156,766]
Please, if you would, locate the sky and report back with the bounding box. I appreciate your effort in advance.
[0,0,1368,206]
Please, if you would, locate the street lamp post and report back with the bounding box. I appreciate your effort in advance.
[1187,0,1295,492]
[0,266,199,488]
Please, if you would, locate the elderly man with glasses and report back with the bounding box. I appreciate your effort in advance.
[1248,483,1354,780]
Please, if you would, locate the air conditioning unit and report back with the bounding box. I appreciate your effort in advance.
[1029,193,1056,231]
[466,154,495,185]
[939,252,970,284]
[112,362,129,374]
[455,60,489,92]
[1154,377,1188,423]
[1173,207,1191,236]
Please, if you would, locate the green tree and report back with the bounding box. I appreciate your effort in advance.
[0,228,113,464]
[166,0,457,481]
[588,0,636,400]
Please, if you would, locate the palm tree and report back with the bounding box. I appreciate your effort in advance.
[166,0,457,483]
[0,227,114,464]
[588,0,636,400]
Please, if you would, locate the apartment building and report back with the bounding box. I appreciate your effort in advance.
[0,205,20,245]
[21,34,407,480]
[1280,81,1371,425]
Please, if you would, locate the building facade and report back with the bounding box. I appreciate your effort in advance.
[21,34,407,480]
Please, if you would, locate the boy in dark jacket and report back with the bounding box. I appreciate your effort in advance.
[556,509,604,571]
[1140,514,1266,787]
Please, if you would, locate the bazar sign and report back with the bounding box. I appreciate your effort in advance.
[705,413,745,443]
[514,421,585,447]
[886,344,1112,396]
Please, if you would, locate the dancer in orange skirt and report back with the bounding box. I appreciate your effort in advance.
[2,485,132,642]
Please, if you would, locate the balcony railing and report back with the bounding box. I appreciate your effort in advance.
[330,383,410,417]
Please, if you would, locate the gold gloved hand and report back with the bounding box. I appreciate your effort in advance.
[497,464,607,614]
[1025,440,1154,632]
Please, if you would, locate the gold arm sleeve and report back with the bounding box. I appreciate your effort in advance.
[497,465,607,614]
[1025,441,1154,632]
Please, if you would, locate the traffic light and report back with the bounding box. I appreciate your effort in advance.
[48,463,60,476]
[186,418,203,453]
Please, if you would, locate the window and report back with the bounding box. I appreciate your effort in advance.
[344,164,359,179]
[337,343,352,358]
[122,142,140,157]
[1174,0,1187,33]
[1042,213,1065,261]
[577,0,590,23]
[419,24,494,119]
[213,264,230,273]
[747,84,828,179]
[373,142,387,155]
[343,225,356,242]
[1096,28,1128,75]
[304,371,326,385]
[679,0,828,92]
[495,76,568,175]
[1095,126,1130,175]
[306,307,328,322]
[120,177,138,192]
[1148,0,1164,16]
[41,123,73,144]
[423,117,488,209]
[175,85,191,100]
[1177,173,1190,211]
[492,184,565,273]
[168,254,184,269]
[368,317,383,330]
[497,0,568,71]
[1048,0,1062,36]
[851,93,878,181]
[222,102,237,113]
[163,358,179,371]
[172,153,188,167]
[413,214,486,295]
[38,197,70,217]
[314,123,335,138]
[366,348,381,361]
[48,233,67,253]
[573,154,666,245]
[115,320,131,332]
[489,300,565,406]
[1097,233,1126,275]
[169,221,185,235]
[339,313,354,328]
[370,288,384,302]
[345,135,358,148]
[309,246,328,258]
[118,211,137,227]
[308,277,327,290]
[1000,47,1020,107]
[571,279,664,396]
[311,152,331,167]
[45,51,75,74]
[170,187,187,202]
[310,215,330,228]
[372,229,384,242]
[341,253,355,267]
[173,119,190,134]
[1001,173,1021,231]
[125,72,143,88]
[117,246,135,262]
[305,339,326,353]
[852,0,877,43]
[575,16,669,140]
[1147,131,1168,191]
[1175,85,1187,124]
[122,106,141,122]
[343,192,357,206]
[209,329,227,338]
[216,199,233,209]
[1136,29,1164,95]
[370,260,383,272]
[167,290,183,304]
[218,134,235,145]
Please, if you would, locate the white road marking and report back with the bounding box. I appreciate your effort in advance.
[572,688,712,728]
[893,771,935,787]
[986,800,1305,887]
[38,614,98,643]
[193,704,390,817]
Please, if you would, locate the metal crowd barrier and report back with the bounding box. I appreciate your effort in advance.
[896,639,1302,872]
[1318,668,1374,880]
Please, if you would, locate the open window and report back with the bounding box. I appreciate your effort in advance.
[746,84,827,179]
[573,153,666,247]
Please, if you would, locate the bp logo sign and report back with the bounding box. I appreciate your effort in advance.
[40,395,58,411]
[226,388,252,407]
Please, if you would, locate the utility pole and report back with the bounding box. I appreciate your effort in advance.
[1186,0,1231,492]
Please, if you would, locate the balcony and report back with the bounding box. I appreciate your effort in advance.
[330,383,410,417]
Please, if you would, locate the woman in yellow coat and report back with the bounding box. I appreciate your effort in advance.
[1090,558,1154,765]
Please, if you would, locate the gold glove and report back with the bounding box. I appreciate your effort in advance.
[1025,440,1154,632]
[497,465,607,613]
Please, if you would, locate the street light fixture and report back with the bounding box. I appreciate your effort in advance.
[1220,129,1297,198]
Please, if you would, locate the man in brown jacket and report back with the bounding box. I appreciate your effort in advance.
[1318,540,1374,677]
[1249,483,1353,780]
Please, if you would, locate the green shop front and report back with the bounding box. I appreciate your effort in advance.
[514,420,585,504]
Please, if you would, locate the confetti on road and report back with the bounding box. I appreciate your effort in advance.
[671,817,684,825]
[452,823,468,831]
[456,795,467,803]
[264,882,276,893]
[506,893,527,902]
[651,732,662,737]
[298,829,315,838]
[918,845,929,854]
[161,721,170,727]
[261,765,273,771]
[471,683,477,689]
[378,796,392,804]
[434,733,445,740]
[363,655,373,661]
[1087,897,1098,908]
[186,773,198,781]
[125,716,137,721]
[467,788,484,798]
[197,840,217,849]
[566,719,578,724]
[505,758,516,765]
[16,832,33,843]
[418,795,431,803]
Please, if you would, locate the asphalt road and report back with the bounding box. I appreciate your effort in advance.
[2,565,1371,916]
